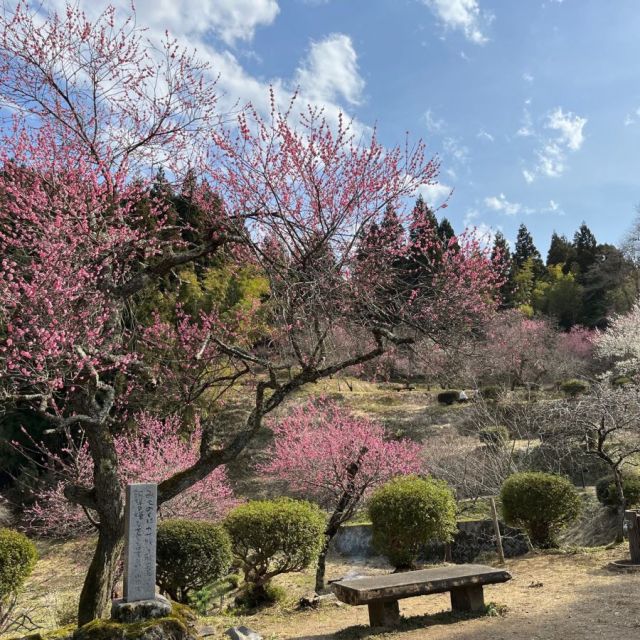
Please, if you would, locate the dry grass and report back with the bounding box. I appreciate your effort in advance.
[8,540,640,640]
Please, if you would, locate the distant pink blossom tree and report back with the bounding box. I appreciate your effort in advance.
[260,399,424,591]
[20,413,238,538]
[480,311,557,389]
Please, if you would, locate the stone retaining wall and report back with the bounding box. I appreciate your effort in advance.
[330,519,529,562]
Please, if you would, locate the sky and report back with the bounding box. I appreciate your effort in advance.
[35,0,640,255]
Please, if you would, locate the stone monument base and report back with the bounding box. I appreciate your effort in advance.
[111,595,172,623]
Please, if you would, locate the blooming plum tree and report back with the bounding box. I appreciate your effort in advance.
[260,399,424,591]
[594,300,640,378]
[20,413,237,538]
[0,1,501,623]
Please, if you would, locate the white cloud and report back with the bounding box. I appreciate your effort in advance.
[516,106,534,137]
[424,109,445,133]
[462,211,497,246]
[420,0,490,45]
[523,106,587,182]
[443,136,470,164]
[484,193,524,216]
[464,209,479,223]
[536,141,565,178]
[546,107,586,151]
[35,0,368,136]
[623,107,640,126]
[522,72,534,83]
[477,129,494,142]
[417,182,453,207]
[116,0,279,46]
[294,34,364,106]
[543,199,564,214]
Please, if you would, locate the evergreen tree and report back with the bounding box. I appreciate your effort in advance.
[572,222,598,279]
[491,231,515,307]
[546,232,575,267]
[437,218,456,246]
[406,196,442,284]
[514,224,543,270]
[581,244,633,327]
[380,204,405,253]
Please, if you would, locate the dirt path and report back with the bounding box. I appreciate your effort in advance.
[225,548,640,640]
[9,542,640,640]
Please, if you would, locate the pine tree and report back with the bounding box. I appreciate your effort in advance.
[514,224,542,269]
[437,218,456,246]
[491,231,515,307]
[546,232,575,267]
[380,204,405,253]
[581,244,633,327]
[406,196,442,284]
[572,222,598,279]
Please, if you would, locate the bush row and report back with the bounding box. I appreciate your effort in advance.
[0,472,592,617]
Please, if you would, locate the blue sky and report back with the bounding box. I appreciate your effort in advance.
[43,0,640,254]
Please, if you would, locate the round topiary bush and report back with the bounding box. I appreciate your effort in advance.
[368,476,457,570]
[560,378,590,397]
[500,472,582,548]
[596,473,640,510]
[437,390,460,405]
[0,528,37,602]
[224,498,325,603]
[156,519,232,603]
[478,426,510,448]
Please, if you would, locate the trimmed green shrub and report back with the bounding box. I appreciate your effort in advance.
[224,499,325,600]
[560,378,590,397]
[596,473,640,510]
[234,583,287,608]
[479,426,510,448]
[480,385,502,401]
[437,390,460,405]
[500,472,581,548]
[368,476,457,570]
[156,519,232,603]
[0,528,37,601]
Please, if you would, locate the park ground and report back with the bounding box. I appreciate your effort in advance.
[10,539,640,640]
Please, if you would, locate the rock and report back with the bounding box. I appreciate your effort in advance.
[224,626,262,640]
[197,625,217,638]
[111,596,172,623]
[458,390,469,402]
[297,592,338,609]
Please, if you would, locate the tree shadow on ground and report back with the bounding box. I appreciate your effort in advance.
[327,605,506,640]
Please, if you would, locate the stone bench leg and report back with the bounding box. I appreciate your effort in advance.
[450,585,485,613]
[367,600,401,627]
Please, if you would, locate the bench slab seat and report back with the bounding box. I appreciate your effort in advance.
[332,564,512,627]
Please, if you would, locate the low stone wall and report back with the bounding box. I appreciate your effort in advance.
[330,519,529,562]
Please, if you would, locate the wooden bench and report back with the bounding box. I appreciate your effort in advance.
[332,564,512,627]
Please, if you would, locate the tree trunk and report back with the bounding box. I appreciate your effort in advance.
[78,524,124,625]
[614,468,626,543]
[77,423,126,625]
[313,451,368,593]
[315,539,331,593]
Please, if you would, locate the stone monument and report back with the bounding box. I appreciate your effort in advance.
[111,483,172,622]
